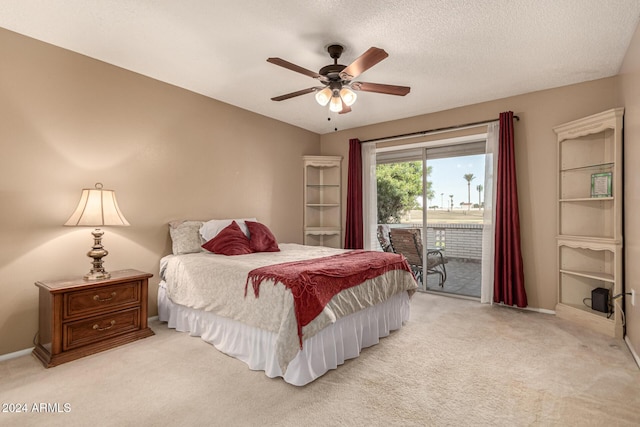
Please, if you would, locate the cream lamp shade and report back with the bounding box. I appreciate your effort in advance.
[65,183,130,280]
[65,183,130,227]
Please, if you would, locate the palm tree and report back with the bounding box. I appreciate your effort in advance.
[463,173,475,210]
[476,184,483,209]
[427,192,434,209]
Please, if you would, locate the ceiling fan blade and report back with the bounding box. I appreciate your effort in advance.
[351,81,411,96]
[270,87,318,101]
[267,58,328,82]
[339,104,352,114]
[339,47,388,81]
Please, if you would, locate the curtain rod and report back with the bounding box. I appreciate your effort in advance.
[360,115,520,144]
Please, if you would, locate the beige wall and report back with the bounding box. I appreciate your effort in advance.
[619,22,640,360]
[320,78,621,312]
[0,28,320,355]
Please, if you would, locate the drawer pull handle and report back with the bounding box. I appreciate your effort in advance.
[93,320,116,331]
[93,292,116,302]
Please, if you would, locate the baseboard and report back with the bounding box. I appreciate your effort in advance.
[0,347,33,363]
[0,315,160,363]
[427,294,556,315]
[493,302,556,315]
[625,336,640,369]
[524,307,556,315]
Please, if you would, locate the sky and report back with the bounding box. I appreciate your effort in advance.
[424,154,486,208]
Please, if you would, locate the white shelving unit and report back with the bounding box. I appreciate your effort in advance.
[554,108,624,338]
[303,155,342,248]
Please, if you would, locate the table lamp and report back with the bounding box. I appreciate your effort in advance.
[64,183,130,280]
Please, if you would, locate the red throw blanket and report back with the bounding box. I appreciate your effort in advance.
[245,250,412,348]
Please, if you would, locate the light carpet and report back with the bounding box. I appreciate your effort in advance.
[1,292,639,426]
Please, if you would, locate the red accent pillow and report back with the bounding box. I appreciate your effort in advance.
[246,221,280,253]
[201,221,252,255]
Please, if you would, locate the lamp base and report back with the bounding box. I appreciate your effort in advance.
[84,270,111,281]
[84,228,111,281]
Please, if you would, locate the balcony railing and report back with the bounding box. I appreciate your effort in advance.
[380,223,482,297]
[383,223,483,261]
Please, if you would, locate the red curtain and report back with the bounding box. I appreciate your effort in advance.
[344,138,363,249]
[494,112,528,307]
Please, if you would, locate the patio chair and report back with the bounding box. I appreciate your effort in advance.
[377,225,393,252]
[388,228,447,286]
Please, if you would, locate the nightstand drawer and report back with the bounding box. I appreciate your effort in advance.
[63,308,141,350]
[64,281,140,319]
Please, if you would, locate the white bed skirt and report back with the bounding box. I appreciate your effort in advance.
[157,282,411,386]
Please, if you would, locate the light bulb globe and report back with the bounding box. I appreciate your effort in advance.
[315,87,332,106]
[339,87,357,106]
[329,96,343,112]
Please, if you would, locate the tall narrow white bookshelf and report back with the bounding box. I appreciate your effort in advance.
[303,155,342,248]
[554,108,624,338]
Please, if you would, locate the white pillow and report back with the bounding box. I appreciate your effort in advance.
[200,218,256,242]
[169,220,205,255]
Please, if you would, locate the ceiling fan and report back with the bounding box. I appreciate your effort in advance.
[267,44,410,114]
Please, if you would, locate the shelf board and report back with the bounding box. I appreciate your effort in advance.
[556,302,612,320]
[559,197,613,202]
[306,227,339,230]
[559,269,614,283]
[556,302,622,338]
[560,162,614,172]
[306,184,339,187]
[305,227,340,235]
[555,302,621,338]
[556,235,619,245]
[306,203,340,207]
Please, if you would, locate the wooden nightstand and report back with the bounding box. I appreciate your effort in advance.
[32,269,154,368]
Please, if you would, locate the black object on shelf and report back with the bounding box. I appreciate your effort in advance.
[591,287,609,313]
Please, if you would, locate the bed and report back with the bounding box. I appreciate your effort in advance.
[157,219,418,386]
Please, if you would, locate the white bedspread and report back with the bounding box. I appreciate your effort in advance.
[163,243,417,372]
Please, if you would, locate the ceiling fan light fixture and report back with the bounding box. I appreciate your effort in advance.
[315,87,332,106]
[268,45,410,115]
[339,87,357,106]
[329,95,343,112]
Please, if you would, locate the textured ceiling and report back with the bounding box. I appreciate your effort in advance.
[1,1,639,134]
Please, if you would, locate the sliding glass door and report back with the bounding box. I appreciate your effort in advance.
[375,140,486,298]
[423,143,485,298]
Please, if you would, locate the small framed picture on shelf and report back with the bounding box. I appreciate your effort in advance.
[591,172,612,198]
